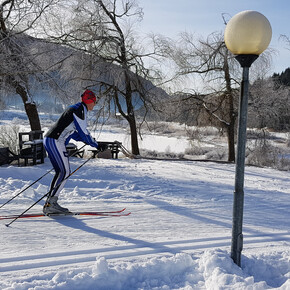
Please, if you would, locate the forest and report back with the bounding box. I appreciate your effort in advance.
[0,0,289,164]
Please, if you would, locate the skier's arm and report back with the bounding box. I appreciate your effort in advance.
[72,113,99,148]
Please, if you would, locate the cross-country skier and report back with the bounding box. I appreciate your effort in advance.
[43,89,107,214]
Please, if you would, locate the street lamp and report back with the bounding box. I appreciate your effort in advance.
[224,10,272,267]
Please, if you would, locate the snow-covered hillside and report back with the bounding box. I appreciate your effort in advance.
[0,110,289,289]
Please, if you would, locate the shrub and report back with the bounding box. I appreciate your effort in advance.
[0,124,20,154]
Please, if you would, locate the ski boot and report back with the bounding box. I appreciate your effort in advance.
[43,196,70,215]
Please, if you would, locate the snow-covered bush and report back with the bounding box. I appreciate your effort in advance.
[0,124,20,154]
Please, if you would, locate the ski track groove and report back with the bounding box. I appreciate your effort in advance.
[1,232,290,273]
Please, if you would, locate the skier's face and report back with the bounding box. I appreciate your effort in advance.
[87,100,96,111]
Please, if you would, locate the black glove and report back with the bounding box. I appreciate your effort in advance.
[98,143,108,152]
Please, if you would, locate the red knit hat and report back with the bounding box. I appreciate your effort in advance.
[81,90,96,104]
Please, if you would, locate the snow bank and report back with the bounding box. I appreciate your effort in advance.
[3,250,289,289]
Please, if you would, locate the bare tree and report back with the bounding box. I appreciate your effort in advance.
[0,0,58,131]
[167,32,239,161]
[249,77,290,130]
[43,0,166,155]
[164,31,272,162]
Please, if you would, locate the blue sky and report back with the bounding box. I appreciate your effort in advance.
[137,0,290,75]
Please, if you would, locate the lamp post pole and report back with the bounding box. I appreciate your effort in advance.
[224,10,272,267]
[231,54,258,266]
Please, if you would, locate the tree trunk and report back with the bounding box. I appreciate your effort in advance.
[227,122,236,162]
[113,86,140,156]
[14,79,41,131]
[224,54,236,162]
[225,93,236,162]
[125,95,140,155]
[24,102,42,131]
[128,115,140,156]
[124,69,140,156]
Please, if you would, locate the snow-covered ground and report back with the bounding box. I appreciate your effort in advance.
[0,110,290,289]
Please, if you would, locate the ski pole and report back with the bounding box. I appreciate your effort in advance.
[0,169,53,209]
[5,154,95,227]
[0,144,86,209]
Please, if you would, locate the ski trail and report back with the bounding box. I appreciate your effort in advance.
[1,231,289,273]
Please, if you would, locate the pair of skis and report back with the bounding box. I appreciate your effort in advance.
[0,208,131,220]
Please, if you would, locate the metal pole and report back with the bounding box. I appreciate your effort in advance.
[231,66,249,266]
[230,54,258,266]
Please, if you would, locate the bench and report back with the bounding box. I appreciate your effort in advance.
[18,131,45,166]
[0,147,9,165]
[66,143,85,158]
[90,141,122,159]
